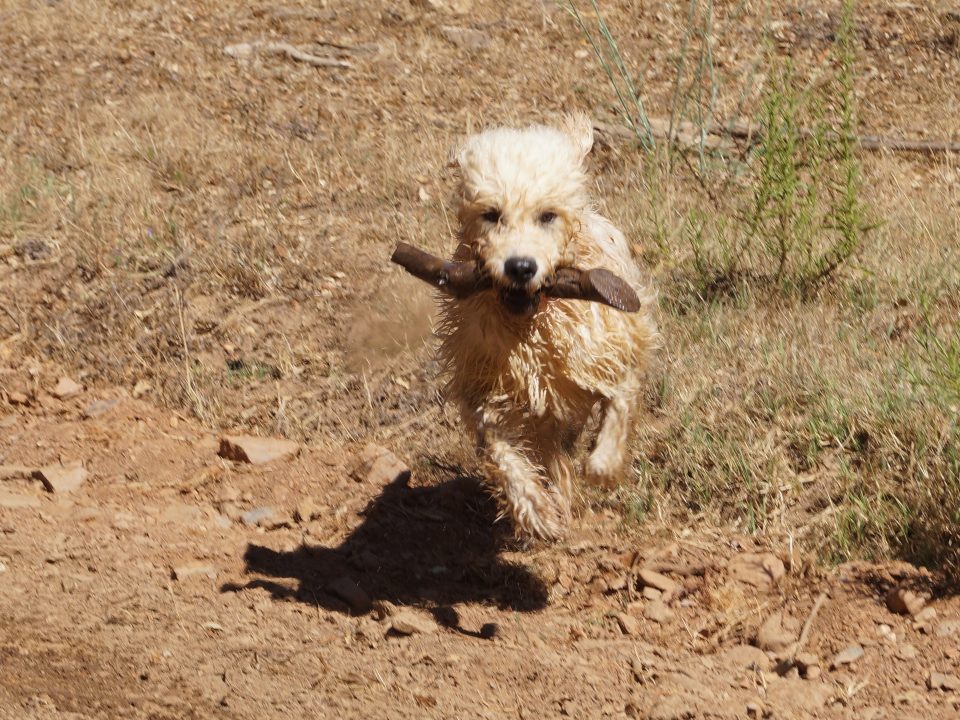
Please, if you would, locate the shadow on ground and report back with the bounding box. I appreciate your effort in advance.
[222,474,548,627]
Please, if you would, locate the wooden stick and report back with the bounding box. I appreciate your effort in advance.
[595,119,960,155]
[390,243,641,312]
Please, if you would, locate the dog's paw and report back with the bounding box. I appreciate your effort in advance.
[510,485,569,542]
[584,454,623,489]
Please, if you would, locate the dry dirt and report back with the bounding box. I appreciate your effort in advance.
[2,1,960,718]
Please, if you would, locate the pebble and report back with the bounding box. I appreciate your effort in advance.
[294,498,320,523]
[439,25,492,51]
[240,506,275,527]
[218,435,300,465]
[928,672,960,691]
[727,552,786,588]
[935,620,960,638]
[642,586,662,601]
[616,612,640,636]
[0,465,33,481]
[390,610,438,636]
[886,587,925,616]
[897,644,918,660]
[51,377,82,400]
[914,606,938,632]
[831,645,864,669]
[7,391,29,405]
[171,561,217,580]
[637,568,678,594]
[795,652,819,671]
[326,576,372,614]
[755,613,797,654]
[350,443,410,486]
[647,695,695,720]
[0,492,40,510]
[33,464,87,494]
[160,503,203,525]
[83,398,119,418]
[721,644,771,671]
[644,599,673,624]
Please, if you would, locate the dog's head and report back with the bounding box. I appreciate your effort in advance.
[449,114,593,316]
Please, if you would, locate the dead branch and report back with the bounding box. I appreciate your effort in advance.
[224,42,351,69]
[595,119,960,155]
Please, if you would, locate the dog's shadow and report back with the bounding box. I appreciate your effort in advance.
[221,474,548,627]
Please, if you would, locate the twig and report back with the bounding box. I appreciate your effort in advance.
[224,41,351,69]
[792,591,828,657]
[595,118,960,155]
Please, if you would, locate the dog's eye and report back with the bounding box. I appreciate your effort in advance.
[538,211,557,224]
[480,209,501,224]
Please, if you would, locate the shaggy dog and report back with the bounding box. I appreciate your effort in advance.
[437,114,660,541]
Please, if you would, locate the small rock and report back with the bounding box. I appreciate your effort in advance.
[637,568,678,594]
[171,561,217,580]
[160,503,203,525]
[616,612,640,636]
[33,464,87,494]
[912,606,938,632]
[240,506,276,527]
[935,621,960,638]
[886,587,925,616]
[805,666,822,680]
[831,645,865,669]
[51,377,82,400]
[0,491,41,508]
[647,695,695,720]
[0,465,33,481]
[897,644,918,660]
[642,586,662,601]
[350,443,410,485]
[745,701,764,718]
[795,652,819,671]
[439,25,491,50]
[132,380,152,398]
[755,613,798,654]
[83,398,119,418]
[644,599,673,624]
[606,574,627,592]
[294,498,319,523]
[727,552,786,588]
[326,576,372,614]
[7,391,29,405]
[928,672,960,691]
[218,435,300,465]
[721,644,771,671]
[390,610,438,636]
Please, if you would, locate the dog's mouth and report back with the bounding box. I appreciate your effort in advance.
[499,286,541,316]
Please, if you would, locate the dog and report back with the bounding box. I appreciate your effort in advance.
[437,114,660,541]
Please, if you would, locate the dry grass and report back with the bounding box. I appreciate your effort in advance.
[2,0,959,574]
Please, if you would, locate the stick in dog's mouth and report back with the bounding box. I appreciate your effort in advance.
[390,242,641,313]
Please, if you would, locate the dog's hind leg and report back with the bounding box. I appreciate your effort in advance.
[585,387,636,489]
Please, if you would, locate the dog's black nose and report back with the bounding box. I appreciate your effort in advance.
[504,256,538,284]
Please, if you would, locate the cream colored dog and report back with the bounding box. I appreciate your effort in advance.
[437,114,660,541]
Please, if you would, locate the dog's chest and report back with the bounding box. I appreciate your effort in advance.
[444,300,600,419]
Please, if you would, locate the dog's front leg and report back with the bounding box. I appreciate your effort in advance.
[473,409,570,541]
[585,390,636,489]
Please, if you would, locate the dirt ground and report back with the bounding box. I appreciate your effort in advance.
[2,1,960,718]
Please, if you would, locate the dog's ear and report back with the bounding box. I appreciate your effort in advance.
[446,140,465,170]
[560,112,594,163]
